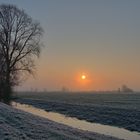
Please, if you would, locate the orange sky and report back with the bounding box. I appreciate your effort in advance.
[9,0,140,91]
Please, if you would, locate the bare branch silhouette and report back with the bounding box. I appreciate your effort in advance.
[0,4,43,104]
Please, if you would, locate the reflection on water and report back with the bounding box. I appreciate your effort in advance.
[12,102,140,140]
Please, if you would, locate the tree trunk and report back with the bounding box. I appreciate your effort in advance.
[3,69,12,104]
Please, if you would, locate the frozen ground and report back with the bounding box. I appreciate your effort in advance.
[16,92,140,132]
[0,103,121,140]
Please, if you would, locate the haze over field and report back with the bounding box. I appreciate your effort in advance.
[0,1,140,140]
[1,0,140,91]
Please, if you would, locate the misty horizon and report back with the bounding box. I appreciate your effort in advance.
[1,0,140,91]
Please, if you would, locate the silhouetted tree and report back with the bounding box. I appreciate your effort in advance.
[0,50,5,101]
[0,4,43,104]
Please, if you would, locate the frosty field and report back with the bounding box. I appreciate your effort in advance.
[0,102,122,140]
[16,92,140,132]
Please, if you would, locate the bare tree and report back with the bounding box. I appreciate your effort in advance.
[0,50,6,101]
[0,4,43,104]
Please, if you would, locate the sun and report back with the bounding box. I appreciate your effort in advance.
[81,74,86,80]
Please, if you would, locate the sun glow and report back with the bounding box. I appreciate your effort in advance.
[74,71,96,90]
[81,75,86,80]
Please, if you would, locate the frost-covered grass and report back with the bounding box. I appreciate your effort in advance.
[0,102,120,140]
[16,92,140,132]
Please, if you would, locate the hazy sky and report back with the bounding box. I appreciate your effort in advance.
[1,0,140,91]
